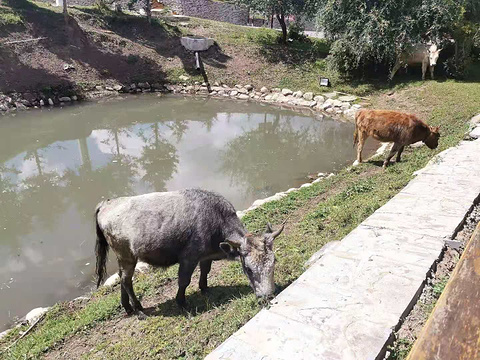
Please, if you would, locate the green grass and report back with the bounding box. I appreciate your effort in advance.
[0,5,23,27]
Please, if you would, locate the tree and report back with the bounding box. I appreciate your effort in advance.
[317,0,479,76]
[128,0,152,23]
[236,0,318,44]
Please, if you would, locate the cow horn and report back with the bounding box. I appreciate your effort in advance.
[271,224,284,239]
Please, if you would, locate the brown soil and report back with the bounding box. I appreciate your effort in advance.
[0,3,230,94]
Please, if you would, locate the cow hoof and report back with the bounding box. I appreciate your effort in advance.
[124,307,135,316]
[176,298,187,308]
[352,160,360,167]
[136,310,148,320]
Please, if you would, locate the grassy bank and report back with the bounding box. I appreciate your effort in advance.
[0,77,479,359]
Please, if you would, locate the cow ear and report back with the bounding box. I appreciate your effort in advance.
[220,242,240,259]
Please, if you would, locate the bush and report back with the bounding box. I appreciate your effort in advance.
[288,22,309,43]
[318,0,480,77]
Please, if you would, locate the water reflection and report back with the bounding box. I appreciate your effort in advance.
[0,95,372,331]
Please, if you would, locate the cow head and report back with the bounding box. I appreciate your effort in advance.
[220,223,284,299]
[428,44,442,66]
[425,126,440,149]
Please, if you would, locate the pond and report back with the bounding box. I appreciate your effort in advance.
[0,94,376,331]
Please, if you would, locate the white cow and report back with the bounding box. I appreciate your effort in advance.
[390,44,442,80]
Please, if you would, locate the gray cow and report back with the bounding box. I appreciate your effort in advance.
[95,189,283,316]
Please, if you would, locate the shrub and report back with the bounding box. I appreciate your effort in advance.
[288,22,309,43]
[317,0,480,77]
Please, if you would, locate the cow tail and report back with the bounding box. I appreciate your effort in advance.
[353,114,359,147]
[95,202,109,288]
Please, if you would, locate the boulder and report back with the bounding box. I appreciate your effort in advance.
[323,91,338,99]
[48,98,54,106]
[281,88,293,96]
[332,99,343,107]
[260,86,269,93]
[244,84,253,91]
[230,90,239,96]
[14,102,28,110]
[72,95,78,101]
[343,108,357,119]
[303,92,314,101]
[179,75,190,81]
[470,126,480,139]
[63,63,75,71]
[293,90,303,98]
[314,95,325,104]
[25,307,49,325]
[470,114,480,130]
[237,88,248,94]
[104,273,120,287]
[135,261,150,273]
[95,85,103,91]
[59,97,72,102]
[39,99,45,106]
[338,95,358,102]
[238,94,249,100]
[0,328,13,341]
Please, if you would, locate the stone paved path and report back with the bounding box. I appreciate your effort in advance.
[206,137,480,360]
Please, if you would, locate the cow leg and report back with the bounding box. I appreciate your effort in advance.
[396,145,405,162]
[430,65,435,80]
[389,60,402,80]
[383,142,401,168]
[121,261,145,317]
[176,260,197,307]
[422,61,427,80]
[118,267,133,315]
[356,131,366,163]
[199,260,213,294]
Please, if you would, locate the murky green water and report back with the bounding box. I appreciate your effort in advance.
[0,94,376,330]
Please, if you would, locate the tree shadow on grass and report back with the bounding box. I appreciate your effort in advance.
[143,284,252,318]
[0,46,73,93]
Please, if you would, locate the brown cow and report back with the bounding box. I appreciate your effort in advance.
[353,109,440,168]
